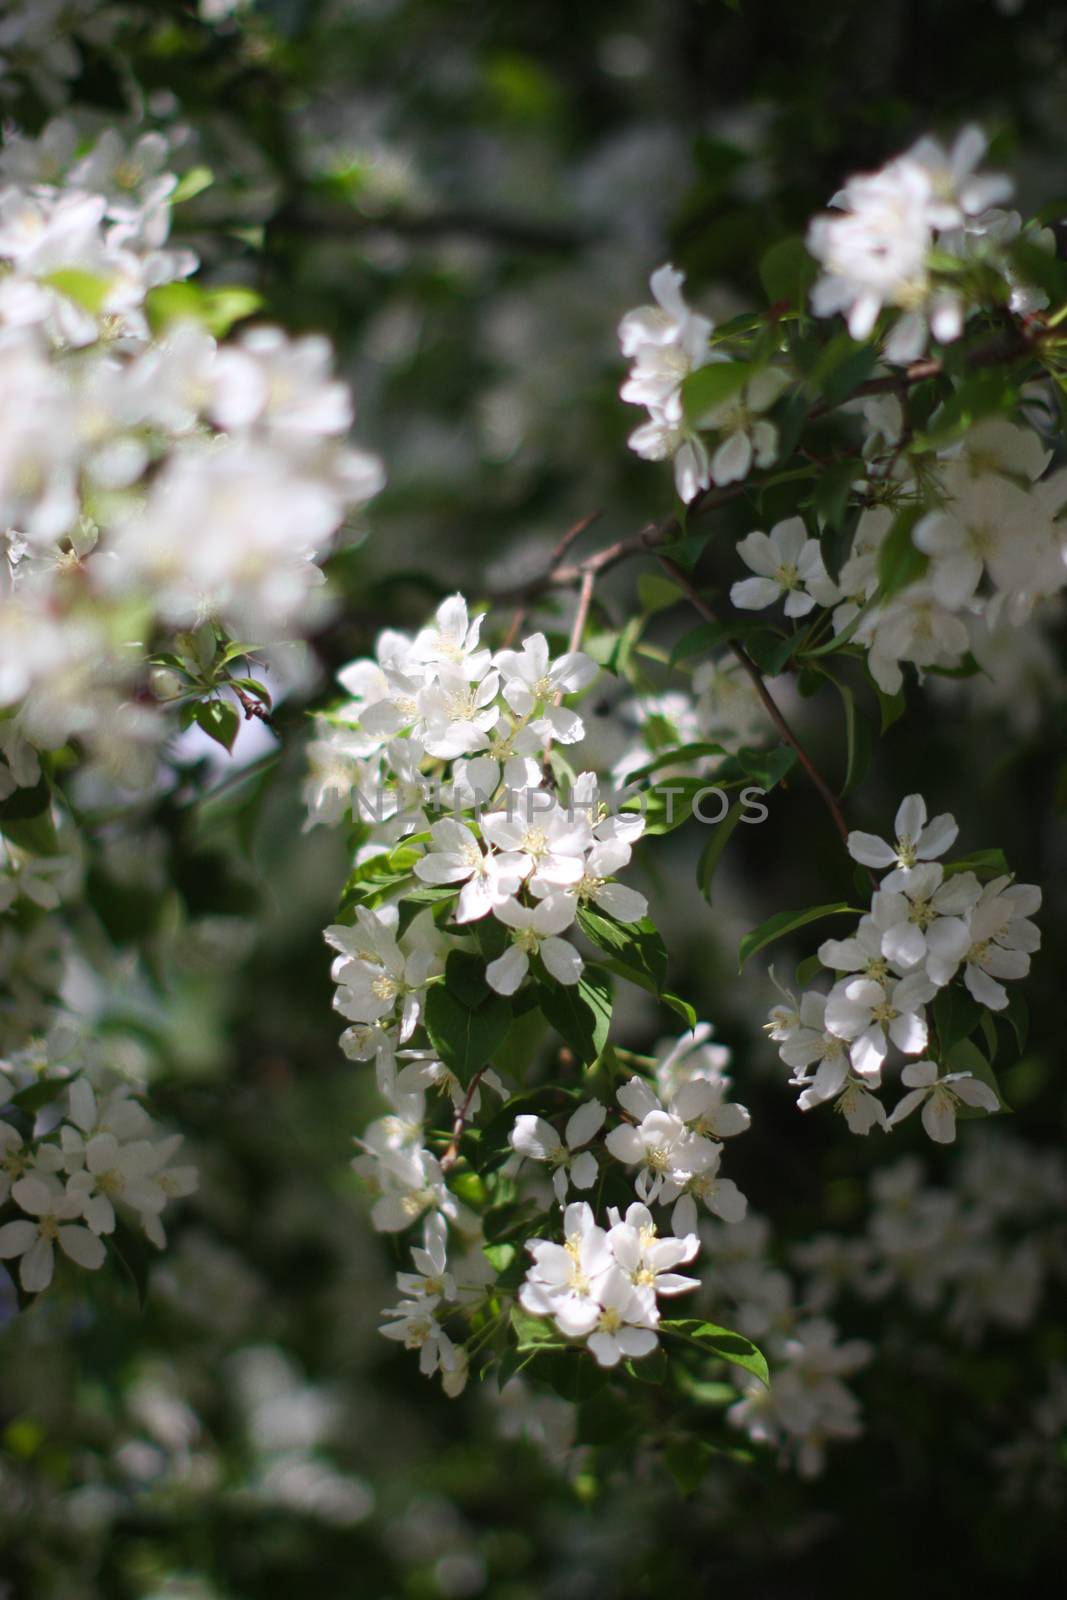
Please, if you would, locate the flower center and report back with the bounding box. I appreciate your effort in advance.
[908,898,936,928]
[895,834,918,868]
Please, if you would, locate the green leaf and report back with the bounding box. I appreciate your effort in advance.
[1006,238,1067,308]
[511,1306,566,1351]
[821,675,873,794]
[536,968,613,1064]
[482,1242,516,1274]
[171,164,214,204]
[664,1439,715,1495]
[932,986,983,1055]
[942,848,1010,879]
[696,798,744,903]
[539,1351,611,1403]
[873,681,907,732]
[812,458,865,532]
[423,982,512,1077]
[810,335,879,407]
[483,1199,546,1243]
[738,901,861,971]
[147,282,264,337]
[795,952,823,987]
[663,1319,769,1385]
[107,1218,154,1309]
[9,1076,69,1117]
[682,361,753,424]
[42,268,111,315]
[194,700,240,753]
[669,618,767,667]
[945,1037,1006,1114]
[758,235,817,308]
[736,742,796,788]
[576,908,668,992]
[621,777,720,835]
[625,1345,669,1384]
[911,369,1017,452]
[576,1390,642,1447]
[442,949,491,1010]
[743,630,797,677]
[0,776,52,824]
[622,742,728,781]
[637,573,683,613]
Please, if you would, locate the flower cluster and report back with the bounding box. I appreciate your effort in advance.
[0,1073,196,1293]
[314,596,652,1063]
[702,1215,872,1478]
[618,264,789,504]
[0,117,382,791]
[768,793,1039,1140]
[520,1199,698,1368]
[0,115,381,1305]
[807,126,1044,363]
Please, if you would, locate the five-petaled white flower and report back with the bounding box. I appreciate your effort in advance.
[605,1076,718,1204]
[486,894,582,995]
[510,1100,606,1203]
[730,517,837,618]
[824,972,935,1078]
[887,1059,999,1143]
[846,794,958,880]
[0,1174,106,1292]
[413,818,525,923]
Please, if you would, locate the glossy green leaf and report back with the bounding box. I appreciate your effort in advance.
[738,901,860,971]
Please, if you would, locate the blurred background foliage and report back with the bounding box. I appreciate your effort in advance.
[2,0,1067,1595]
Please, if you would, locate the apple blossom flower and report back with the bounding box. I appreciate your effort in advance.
[697,367,789,485]
[870,866,981,976]
[605,1076,718,1204]
[584,1267,661,1368]
[730,517,838,618]
[824,971,936,1078]
[509,1100,606,1204]
[846,794,958,879]
[413,818,525,922]
[485,894,582,995]
[887,1060,1000,1143]
[929,875,1041,1005]
[0,1173,106,1292]
[519,1200,613,1336]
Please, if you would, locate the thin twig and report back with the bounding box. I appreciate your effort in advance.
[501,604,527,649]
[273,203,585,254]
[655,553,851,847]
[440,1067,489,1172]
[549,510,602,568]
[489,484,747,605]
[564,568,596,660]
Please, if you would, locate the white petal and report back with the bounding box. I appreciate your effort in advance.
[57,1226,106,1270]
[565,1099,606,1149]
[540,937,583,986]
[486,945,528,996]
[846,831,896,869]
[730,576,782,611]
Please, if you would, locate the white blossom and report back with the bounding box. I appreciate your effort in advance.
[887,1059,1000,1143]
[730,517,838,618]
[509,1100,606,1203]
